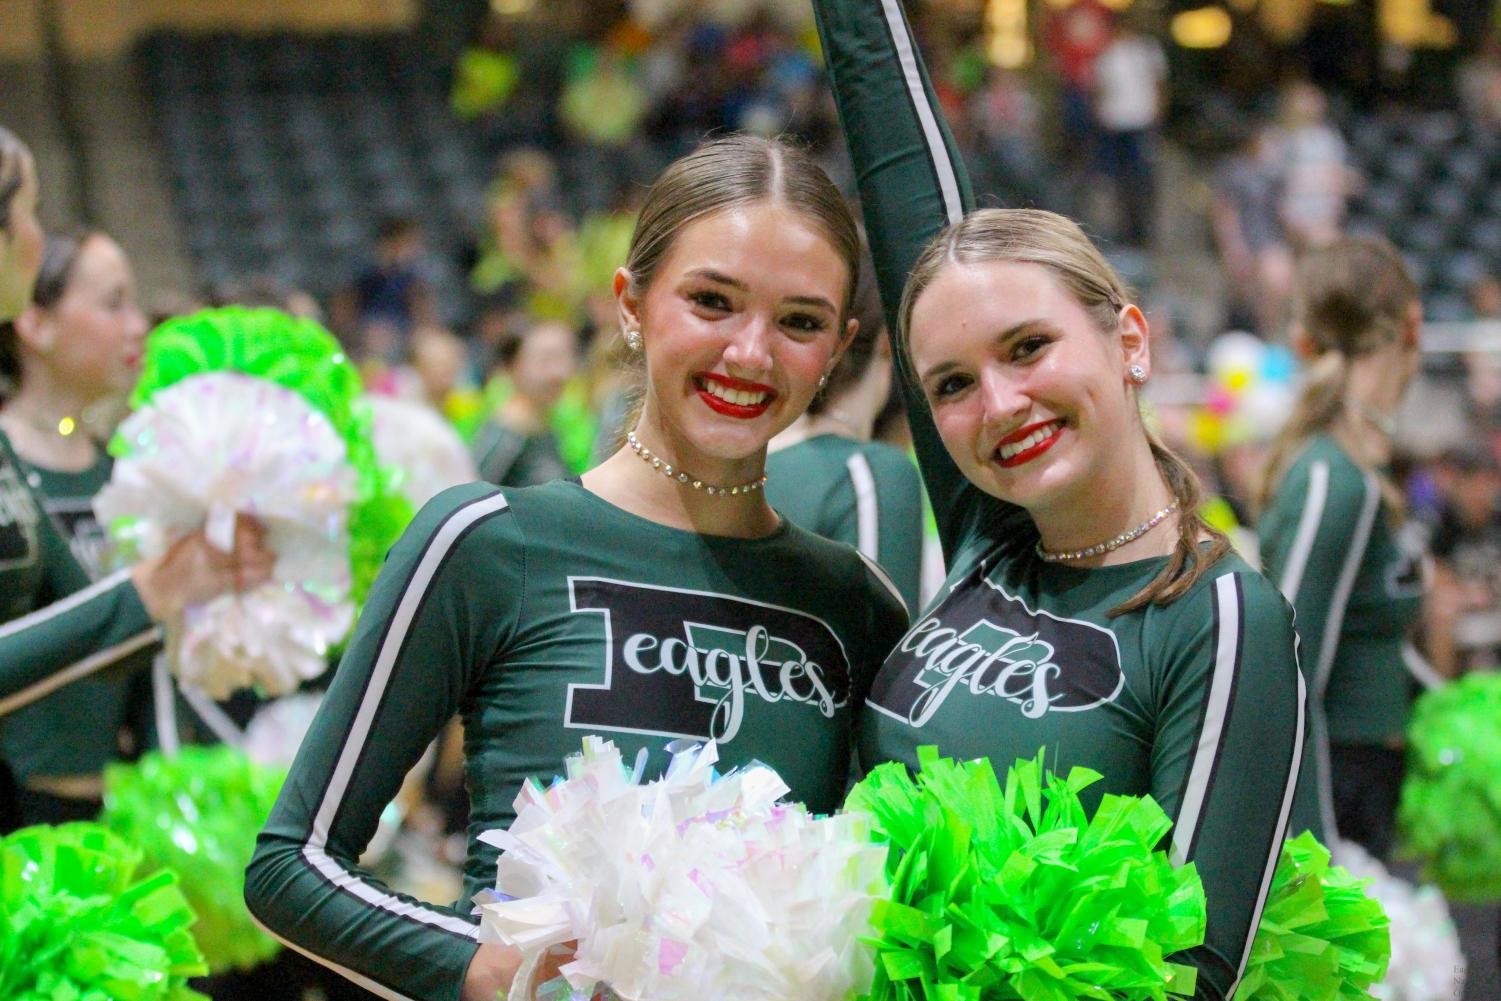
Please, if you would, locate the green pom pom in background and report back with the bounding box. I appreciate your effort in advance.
[122,306,414,605]
[1232,832,1389,1001]
[1397,671,1501,902]
[101,746,287,974]
[844,748,1206,1001]
[0,822,208,1000]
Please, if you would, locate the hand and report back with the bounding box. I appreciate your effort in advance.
[461,941,578,1001]
[131,514,275,621]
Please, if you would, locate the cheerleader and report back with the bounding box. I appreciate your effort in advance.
[1257,235,1428,859]
[811,4,1305,997]
[245,134,909,1001]
[0,126,272,719]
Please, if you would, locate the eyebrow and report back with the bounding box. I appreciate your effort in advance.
[919,319,1051,383]
[684,268,837,313]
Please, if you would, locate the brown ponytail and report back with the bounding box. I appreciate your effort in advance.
[1256,235,1416,520]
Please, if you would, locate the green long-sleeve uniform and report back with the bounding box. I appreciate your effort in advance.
[246,479,908,1001]
[0,430,159,719]
[1258,435,1425,842]
[766,434,925,613]
[812,3,1306,997]
[0,451,143,786]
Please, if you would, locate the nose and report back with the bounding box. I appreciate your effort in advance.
[978,366,1028,431]
[721,313,773,375]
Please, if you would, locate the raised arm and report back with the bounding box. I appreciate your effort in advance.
[245,483,522,1001]
[1152,572,1306,1000]
[812,0,992,562]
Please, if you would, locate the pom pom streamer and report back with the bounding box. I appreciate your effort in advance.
[0,822,209,1000]
[102,746,287,974]
[1398,671,1501,902]
[1232,832,1389,1001]
[97,372,356,698]
[1332,840,1464,1001]
[128,306,414,603]
[843,747,1206,1001]
[366,394,478,510]
[477,737,887,1001]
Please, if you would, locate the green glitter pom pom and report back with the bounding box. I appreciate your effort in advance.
[1398,671,1501,902]
[123,306,414,604]
[1233,832,1389,1001]
[844,748,1206,1001]
[0,822,209,1000]
[102,747,287,974]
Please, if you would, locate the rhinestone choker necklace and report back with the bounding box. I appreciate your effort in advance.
[627,431,767,497]
[1035,502,1179,563]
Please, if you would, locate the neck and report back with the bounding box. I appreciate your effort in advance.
[0,377,102,471]
[581,421,778,539]
[1031,436,1178,566]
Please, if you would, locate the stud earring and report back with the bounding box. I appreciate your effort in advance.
[1127,364,1147,384]
[624,327,642,352]
[817,372,829,389]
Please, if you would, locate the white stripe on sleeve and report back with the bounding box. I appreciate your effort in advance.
[302,491,511,940]
[846,452,880,559]
[1277,461,1329,604]
[876,0,965,225]
[1170,573,1243,866]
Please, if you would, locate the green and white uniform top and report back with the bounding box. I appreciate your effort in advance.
[0,430,159,717]
[812,3,1306,997]
[0,450,143,782]
[1257,434,1427,841]
[246,478,908,1001]
[766,433,925,614]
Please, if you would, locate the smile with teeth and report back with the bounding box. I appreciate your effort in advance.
[996,419,1064,464]
[697,374,773,410]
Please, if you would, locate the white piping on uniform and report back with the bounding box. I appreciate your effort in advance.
[153,652,180,756]
[249,913,418,1001]
[0,626,158,717]
[1311,471,1380,839]
[180,681,247,748]
[847,452,879,559]
[1170,573,1242,866]
[1277,461,1329,604]
[301,491,510,940]
[1233,667,1307,992]
[0,567,133,641]
[857,550,905,613]
[877,0,964,225]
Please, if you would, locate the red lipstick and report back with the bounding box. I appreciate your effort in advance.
[696,373,775,419]
[995,419,1064,469]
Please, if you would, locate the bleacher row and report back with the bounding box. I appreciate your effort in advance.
[139,32,487,308]
[141,31,1501,325]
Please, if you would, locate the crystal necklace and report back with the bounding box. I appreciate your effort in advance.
[626,431,767,497]
[1035,501,1179,563]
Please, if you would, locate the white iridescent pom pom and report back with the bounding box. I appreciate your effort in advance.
[1333,840,1467,1001]
[96,371,357,698]
[365,394,478,510]
[477,737,886,1001]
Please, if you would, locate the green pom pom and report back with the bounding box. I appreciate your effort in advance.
[124,306,414,604]
[1398,672,1501,902]
[844,748,1206,1001]
[0,822,209,1000]
[101,747,286,974]
[1233,832,1390,1000]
